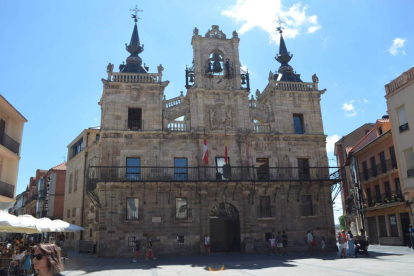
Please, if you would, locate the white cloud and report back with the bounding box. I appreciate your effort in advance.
[307,26,321,33]
[342,100,358,117]
[388,38,406,56]
[326,134,341,153]
[221,0,321,43]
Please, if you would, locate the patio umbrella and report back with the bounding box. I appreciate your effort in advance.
[52,220,84,232]
[0,211,40,234]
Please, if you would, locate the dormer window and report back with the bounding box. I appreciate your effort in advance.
[70,138,83,159]
[378,126,383,135]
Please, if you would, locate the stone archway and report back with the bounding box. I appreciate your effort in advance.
[209,202,241,253]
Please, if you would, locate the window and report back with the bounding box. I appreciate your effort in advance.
[404,149,414,178]
[95,134,100,142]
[265,232,272,242]
[389,146,397,169]
[293,114,304,134]
[68,174,73,194]
[297,158,310,180]
[89,229,92,238]
[379,151,387,173]
[374,185,381,203]
[395,178,401,194]
[126,158,140,180]
[128,236,136,247]
[74,170,78,192]
[174,158,188,181]
[256,158,269,180]
[215,157,230,180]
[362,161,369,180]
[128,108,142,130]
[389,214,399,237]
[72,208,76,217]
[259,196,271,217]
[176,236,184,245]
[364,129,370,134]
[301,195,314,216]
[366,188,372,206]
[370,157,377,177]
[67,209,70,218]
[384,181,391,198]
[378,126,383,135]
[126,198,139,220]
[175,197,188,219]
[71,138,83,158]
[397,105,409,133]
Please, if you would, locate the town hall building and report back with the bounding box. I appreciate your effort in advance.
[63,11,344,256]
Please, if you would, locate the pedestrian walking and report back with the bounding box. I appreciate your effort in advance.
[145,238,156,261]
[347,230,355,257]
[409,224,414,250]
[307,230,314,255]
[282,231,288,255]
[204,234,211,255]
[58,233,65,248]
[338,231,347,258]
[269,235,276,255]
[320,237,326,253]
[130,240,140,263]
[276,232,283,256]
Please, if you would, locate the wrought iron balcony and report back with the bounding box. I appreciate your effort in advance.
[399,123,409,133]
[87,166,344,183]
[0,132,20,155]
[408,168,414,178]
[0,181,14,199]
[25,194,38,205]
[359,158,398,182]
[363,192,404,208]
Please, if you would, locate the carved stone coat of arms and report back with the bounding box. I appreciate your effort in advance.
[205,105,235,130]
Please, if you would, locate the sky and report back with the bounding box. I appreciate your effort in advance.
[1,0,413,223]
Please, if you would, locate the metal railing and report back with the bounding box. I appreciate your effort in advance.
[408,168,414,178]
[0,132,20,155]
[359,158,398,181]
[25,194,38,205]
[399,123,409,133]
[87,166,345,183]
[363,193,404,207]
[127,120,142,131]
[0,181,14,198]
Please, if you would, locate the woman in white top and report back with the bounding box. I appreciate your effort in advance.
[307,230,314,255]
[347,230,355,256]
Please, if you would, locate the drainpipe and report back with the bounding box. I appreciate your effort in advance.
[80,132,90,241]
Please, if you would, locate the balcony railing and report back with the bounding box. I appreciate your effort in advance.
[25,194,38,205]
[168,121,188,132]
[0,181,14,198]
[127,120,142,131]
[359,158,398,181]
[87,166,345,183]
[399,123,409,133]
[0,132,20,155]
[363,193,404,207]
[253,123,270,133]
[111,73,161,83]
[408,168,414,178]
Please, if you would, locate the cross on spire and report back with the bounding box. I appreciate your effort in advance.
[276,17,284,34]
[130,5,143,22]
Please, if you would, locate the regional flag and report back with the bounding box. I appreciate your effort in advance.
[202,132,209,165]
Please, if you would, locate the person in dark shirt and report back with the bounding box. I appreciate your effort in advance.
[282,231,288,255]
[276,232,283,256]
[130,241,140,263]
[145,238,156,261]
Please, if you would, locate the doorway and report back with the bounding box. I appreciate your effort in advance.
[400,212,410,246]
[209,202,241,253]
[367,216,379,244]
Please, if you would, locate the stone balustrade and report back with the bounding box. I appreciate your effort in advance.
[273,81,316,91]
[165,96,184,109]
[249,100,268,112]
[253,123,271,133]
[386,66,414,95]
[168,121,188,132]
[111,73,161,83]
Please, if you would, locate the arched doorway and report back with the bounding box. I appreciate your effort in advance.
[209,202,241,253]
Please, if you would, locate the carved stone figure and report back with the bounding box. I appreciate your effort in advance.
[193,27,199,36]
[106,63,114,81]
[205,25,226,39]
[232,30,238,38]
[157,64,164,74]
[312,73,319,83]
[268,71,274,82]
[130,88,141,102]
[255,89,260,98]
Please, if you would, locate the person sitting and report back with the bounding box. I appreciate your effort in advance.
[354,236,369,257]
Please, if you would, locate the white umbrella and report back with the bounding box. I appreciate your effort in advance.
[37,217,58,232]
[0,211,40,234]
[52,220,84,232]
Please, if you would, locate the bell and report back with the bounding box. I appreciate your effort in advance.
[212,60,222,73]
[241,75,246,85]
[189,73,194,83]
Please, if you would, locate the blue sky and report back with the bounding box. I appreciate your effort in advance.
[1,0,412,222]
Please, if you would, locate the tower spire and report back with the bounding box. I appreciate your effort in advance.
[120,5,147,73]
[273,18,302,82]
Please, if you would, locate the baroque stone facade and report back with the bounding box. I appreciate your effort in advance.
[66,20,342,257]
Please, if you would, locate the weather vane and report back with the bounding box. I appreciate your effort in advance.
[276,17,284,34]
[130,5,143,22]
